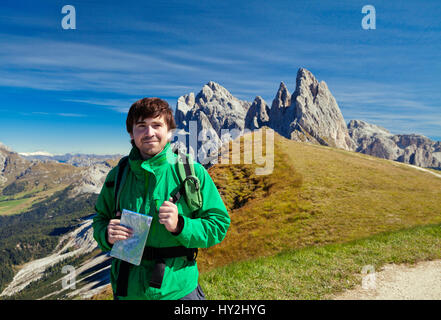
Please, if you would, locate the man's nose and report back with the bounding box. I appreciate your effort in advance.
[144,126,154,136]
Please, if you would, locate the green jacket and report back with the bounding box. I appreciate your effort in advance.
[92,142,230,300]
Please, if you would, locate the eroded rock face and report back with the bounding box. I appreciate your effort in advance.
[268,82,292,137]
[176,81,250,135]
[264,69,356,151]
[245,96,270,130]
[68,162,112,198]
[288,68,356,151]
[348,120,441,168]
[174,81,251,162]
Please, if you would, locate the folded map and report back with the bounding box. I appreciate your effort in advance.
[110,209,153,266]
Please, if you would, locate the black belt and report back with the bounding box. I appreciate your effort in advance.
[115,246,198,297]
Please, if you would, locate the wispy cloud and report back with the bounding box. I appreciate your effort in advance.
[56,113,86,118]
[18,111,87,118]
[63,98,134,113]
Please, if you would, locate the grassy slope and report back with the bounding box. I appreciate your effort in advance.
[0,160,83,216]
[0,185,69,216]
[197,131,441,274]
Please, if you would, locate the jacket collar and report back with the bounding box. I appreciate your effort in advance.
[128,142,175,175]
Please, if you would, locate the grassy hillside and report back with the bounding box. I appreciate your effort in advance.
[0,159,83,216]
[195,130,441,274]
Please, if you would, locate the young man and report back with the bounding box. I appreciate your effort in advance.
[92,97,230,300]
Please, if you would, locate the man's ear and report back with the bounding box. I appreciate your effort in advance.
[167,130,173,140]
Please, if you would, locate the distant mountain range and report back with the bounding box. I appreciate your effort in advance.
[19,152,122,167]
[0,143,117,200]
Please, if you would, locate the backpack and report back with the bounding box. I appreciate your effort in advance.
[112,149,202,215]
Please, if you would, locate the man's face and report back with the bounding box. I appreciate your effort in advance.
[130,115,170,159]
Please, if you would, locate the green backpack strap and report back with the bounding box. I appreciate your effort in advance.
[171,151,203,212]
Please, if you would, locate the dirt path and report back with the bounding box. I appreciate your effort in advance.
[333,259,441,300]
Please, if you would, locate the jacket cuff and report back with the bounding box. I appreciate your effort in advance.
[171,214,185,236]
[98,227,113,252]
[172,214,193,247]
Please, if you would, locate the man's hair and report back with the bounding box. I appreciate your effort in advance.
[126,97,176,148]
[126,97,176,134]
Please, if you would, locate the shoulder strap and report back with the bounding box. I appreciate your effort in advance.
[114,156,129,215]
[171,151,202,212]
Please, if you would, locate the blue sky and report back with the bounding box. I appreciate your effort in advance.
[0,0,440,154]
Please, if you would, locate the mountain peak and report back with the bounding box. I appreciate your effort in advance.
[0,141,12,152]
[245,96,270,130]
[289,68,357,150]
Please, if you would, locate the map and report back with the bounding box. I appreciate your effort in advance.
[110,209,153,266]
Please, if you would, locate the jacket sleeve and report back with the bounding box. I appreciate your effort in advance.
[92,167,117,252]
[173,163,230,249]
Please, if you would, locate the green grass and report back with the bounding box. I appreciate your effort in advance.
[200,223,441,299]
[0,198,28,212]
[0,185,67,216]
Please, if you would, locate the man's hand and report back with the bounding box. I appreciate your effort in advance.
[158,197,179,233]
[106,211,133,245]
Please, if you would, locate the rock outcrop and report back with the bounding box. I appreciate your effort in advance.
[0,143,30,188]
[244,96,270,130]
[174,81,251,162]
[268,82,292,137]
[176,81,251,135]
[269,68,356,151]
[68,162,112,198]
[348,120,441,168]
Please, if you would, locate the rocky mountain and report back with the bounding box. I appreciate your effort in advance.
[0,142,31,188]
[262,68,356,150]
[244,96,270,130]
[348,120,441,169]
[175,68,356,162]
[67,162,113,198]
[174,81,251,163]
[173,68,439,169]
[19,152,121,167]
[267,82,291,137]
[289,68,356,151]
[0,142,117,198]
